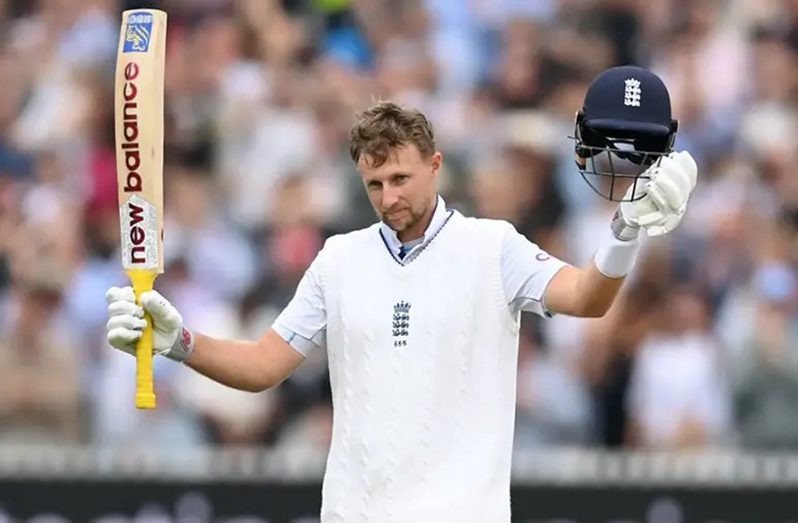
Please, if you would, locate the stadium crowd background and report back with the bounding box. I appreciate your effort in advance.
[0,0,796,467]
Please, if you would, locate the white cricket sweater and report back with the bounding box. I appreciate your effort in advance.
[318,211,522,523]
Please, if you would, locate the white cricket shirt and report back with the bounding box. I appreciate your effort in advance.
[273,196,566,522]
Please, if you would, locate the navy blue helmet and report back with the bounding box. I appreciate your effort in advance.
[573,65,678,202]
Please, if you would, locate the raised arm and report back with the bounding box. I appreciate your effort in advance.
[545,151,697,318]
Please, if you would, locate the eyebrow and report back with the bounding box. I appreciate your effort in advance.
[366,172,412,186]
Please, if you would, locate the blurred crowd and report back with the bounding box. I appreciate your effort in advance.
[0,0,797,465]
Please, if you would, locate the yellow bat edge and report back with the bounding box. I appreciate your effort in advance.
[129,268,158,409]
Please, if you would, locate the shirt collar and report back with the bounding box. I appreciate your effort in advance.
[380,194,448,258]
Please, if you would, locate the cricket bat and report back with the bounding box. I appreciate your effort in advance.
[114,9,167,409]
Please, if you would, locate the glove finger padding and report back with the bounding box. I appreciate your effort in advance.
[105,286,136,304]
[645,157,690,209]
[672,150,698,189]
[107,300,144,319]
[140,290,183,331]
[622,151,697,237]
[649,174,685,211]
[106,314,147,332]
[107,327,140,353]
[644,212,685,237]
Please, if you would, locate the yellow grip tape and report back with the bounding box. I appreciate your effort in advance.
[128,269,158,409]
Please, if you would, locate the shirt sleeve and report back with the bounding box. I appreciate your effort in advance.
[271,245,328,356]
[501,224,569,317]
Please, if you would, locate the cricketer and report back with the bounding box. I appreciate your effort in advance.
[105,65,697,522]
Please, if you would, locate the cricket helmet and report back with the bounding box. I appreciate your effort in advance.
[573,65,678,202]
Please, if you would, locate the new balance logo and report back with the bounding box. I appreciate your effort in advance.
[624,78,641,107]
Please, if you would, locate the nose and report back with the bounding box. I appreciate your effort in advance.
[381,185,401,211]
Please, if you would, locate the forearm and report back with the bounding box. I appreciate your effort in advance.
[105,287,309,392]
[580,224,642,316]
[545,226,639,317]
[547,263,625,318]
[185,330,300,392]
[577,262,627,316]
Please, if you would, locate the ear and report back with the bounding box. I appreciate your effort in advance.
[430,151,443,176]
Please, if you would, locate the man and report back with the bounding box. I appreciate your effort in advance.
[106,66,696,522]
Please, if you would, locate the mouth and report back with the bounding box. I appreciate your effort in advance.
[385,209,408,220]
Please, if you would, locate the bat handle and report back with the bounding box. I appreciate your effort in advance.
[129,269,157,409]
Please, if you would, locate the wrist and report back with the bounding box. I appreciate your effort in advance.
[594,227,641,279]
[166,327,195,363]
[611,206,639,241]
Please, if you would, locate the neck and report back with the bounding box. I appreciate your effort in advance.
[398,195,437,243]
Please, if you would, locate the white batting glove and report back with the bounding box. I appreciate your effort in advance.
[105,286,195,362]
[614,151,698,239]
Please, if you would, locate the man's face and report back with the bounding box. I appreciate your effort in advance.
[358,144,441,235]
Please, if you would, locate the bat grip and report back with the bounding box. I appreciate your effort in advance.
[129,269,157,409]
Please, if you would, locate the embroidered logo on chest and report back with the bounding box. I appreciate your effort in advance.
[392,301,411,348]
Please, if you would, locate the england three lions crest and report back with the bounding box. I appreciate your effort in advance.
[392,301,411,348]
[624,77,641,107]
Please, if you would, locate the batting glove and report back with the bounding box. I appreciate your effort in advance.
[613,151,698,239]
[105,286,195,362]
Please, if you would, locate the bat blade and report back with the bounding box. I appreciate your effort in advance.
[114,8,167,410]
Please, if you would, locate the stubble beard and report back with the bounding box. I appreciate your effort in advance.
[382,199,429,234]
